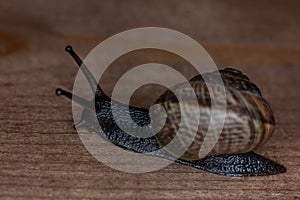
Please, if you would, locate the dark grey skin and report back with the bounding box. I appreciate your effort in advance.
[56,46,286,177]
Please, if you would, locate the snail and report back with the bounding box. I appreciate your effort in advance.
[56,45,286,177]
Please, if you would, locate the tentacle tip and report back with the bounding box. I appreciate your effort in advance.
[55,88,63,96]
[74,120,86,129]
[65,45,73,52]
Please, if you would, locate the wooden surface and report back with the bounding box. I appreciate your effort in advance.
[0,0,300,199]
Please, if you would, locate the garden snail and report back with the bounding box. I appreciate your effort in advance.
[56,45,286,177]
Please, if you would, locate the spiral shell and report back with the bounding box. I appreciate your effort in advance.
[154,68,275,160]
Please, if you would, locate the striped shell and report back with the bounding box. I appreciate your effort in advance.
[153,68,275,160]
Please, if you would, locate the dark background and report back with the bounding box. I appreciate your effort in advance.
[0,0,299,199]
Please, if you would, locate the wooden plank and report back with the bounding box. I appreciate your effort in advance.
[0,0,299,199]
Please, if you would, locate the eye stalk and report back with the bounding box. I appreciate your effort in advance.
[56,46,111,131]
[56,46,109,109]
[55,88,93,111]
[64,45,106,97]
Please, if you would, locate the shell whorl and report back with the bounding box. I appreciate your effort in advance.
[154,68,275,160]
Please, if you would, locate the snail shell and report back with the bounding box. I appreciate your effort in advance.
[154,68,275,160]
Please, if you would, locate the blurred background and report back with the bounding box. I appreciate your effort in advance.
[1,0,299,105]
[0,0,299,199]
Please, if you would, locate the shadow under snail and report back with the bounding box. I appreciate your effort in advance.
[56,45,286,177]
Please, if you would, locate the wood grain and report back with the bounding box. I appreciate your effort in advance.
[0,0,299,199]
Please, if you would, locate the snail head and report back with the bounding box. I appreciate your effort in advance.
[55,46,107,130]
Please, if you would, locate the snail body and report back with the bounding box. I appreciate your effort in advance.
[56,46,286,177]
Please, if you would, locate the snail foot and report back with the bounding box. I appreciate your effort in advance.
[175,151,286,177]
